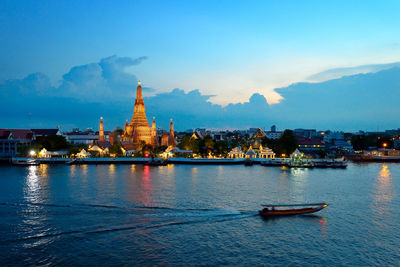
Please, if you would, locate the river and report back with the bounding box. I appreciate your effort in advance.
[0,163,399,266]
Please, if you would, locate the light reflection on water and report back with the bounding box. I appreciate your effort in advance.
[0,163,399,266]
[109,164,116,178]
[372,164,395,218]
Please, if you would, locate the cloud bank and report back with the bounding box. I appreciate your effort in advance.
[1,56,400,131]
[308,62,400,82]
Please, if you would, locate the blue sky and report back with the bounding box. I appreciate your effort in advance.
[1,1,400,131]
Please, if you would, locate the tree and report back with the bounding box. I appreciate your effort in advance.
[35,135,69,150]
[109,144,123,156]
[204,136,215,151]
[179,136,192,150]
[68,144,88,155]
[276,130,298,156]
[214,140,228,156]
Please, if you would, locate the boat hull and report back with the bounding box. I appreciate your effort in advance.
[259,206,325,217]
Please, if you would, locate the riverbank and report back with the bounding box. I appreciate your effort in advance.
[7,157,350,168]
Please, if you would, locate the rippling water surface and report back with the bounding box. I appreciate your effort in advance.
[0,163,399,266]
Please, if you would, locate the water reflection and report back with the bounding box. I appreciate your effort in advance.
[140,166,153,206]
[81,164,88,178]
[283,168,309,203]
[70,164,76,177]
[37,164,48,177]
[109,164,116,178]
[131,164,135,173]
[191,167,198,183]
[372,164,395,218]
[25,166,40,203]
[319,216,328,235]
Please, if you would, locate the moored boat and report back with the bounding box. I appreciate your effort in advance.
[312,158,347,168]
[11,158,40,166]
[286,159,314,168]
[259,203,328,217]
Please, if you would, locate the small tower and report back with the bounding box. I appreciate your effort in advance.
[168,119,176,147]
[99,117,104,141]
[151,116,158,146]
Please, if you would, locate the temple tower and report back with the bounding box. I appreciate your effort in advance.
[168,119,176,147]
[131,81,149,128]
[121,81,155,147]
[99,117,104,141]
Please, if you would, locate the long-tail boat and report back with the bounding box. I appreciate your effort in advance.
[259,203,328,217]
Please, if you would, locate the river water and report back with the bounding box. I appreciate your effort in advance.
[0,163,399,266]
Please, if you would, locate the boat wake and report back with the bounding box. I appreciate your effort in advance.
[0,202,258,245]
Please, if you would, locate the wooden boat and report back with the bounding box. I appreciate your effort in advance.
[259,203,328,217]
[286,160,314,168]
[11,158,40,166]
[313,158,347,169]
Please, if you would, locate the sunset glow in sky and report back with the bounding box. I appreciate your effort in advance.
[2,0,400,105]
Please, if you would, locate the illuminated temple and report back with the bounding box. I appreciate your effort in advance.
[121,81,176,149]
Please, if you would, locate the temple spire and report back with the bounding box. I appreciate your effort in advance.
[136,81,143,100]
[131,80,148,127]
[99,117,104,141]
[168,119,176,147]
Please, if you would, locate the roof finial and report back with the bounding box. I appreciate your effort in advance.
[138,80,141,86]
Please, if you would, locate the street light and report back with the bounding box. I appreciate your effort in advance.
[29,150,35,157]
[382,143,388,148]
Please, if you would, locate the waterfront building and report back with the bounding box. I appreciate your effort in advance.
[121,81,157,148]
[323,131,344,143]
[331,140,354,153]
[297,138,325,152]
[245,146,257,158]
[227,147,244,158]
[291,149,304,159]
[38,148,69,158]
[76,149,91,158]
[31,129,61,137]
[294,129,317,139]
[258,145,276,158]
[88,144,110,156]
[265,130,283,140]
[0,129,33,157]
[65,132,99,145]
[250,128,266,149]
